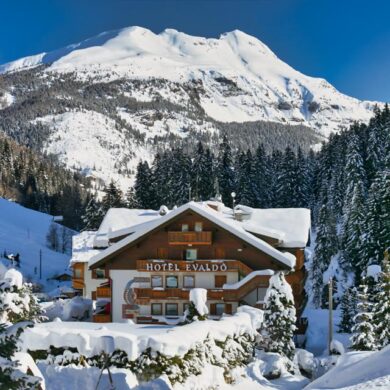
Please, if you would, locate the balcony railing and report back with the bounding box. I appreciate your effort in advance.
[96,286,111,298]
[133,274,271,303]
[168,231,212,245]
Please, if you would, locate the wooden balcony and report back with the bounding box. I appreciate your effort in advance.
[168,231,212,245]
[72,278,84,290]
[133,274,271,303]
[96,286,111,298]
[93,313,111,323]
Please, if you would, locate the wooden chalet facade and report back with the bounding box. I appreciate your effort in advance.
[71,201,310,330]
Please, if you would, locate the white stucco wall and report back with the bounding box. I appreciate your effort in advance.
[83,263,107,299]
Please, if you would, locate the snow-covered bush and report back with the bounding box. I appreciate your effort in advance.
[183,288,208,323]
[262,272,296,361]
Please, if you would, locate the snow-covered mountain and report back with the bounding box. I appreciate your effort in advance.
[0,27,380,187]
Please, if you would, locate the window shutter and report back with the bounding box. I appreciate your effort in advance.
[210,303,216,315]
[92,269,96,279]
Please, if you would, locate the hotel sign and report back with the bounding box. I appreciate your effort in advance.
[143,261,228,272]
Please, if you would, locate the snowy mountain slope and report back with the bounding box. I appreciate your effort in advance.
[1,27,379,135]
[0,27,381,187]
[0,198,71,291]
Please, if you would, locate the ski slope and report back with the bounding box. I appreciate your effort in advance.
[0,198,71,292]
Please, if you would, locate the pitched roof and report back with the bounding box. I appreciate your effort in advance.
[88,202,297,269]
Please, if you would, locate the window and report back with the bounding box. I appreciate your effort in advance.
[183,303,190,313]
[215,275,227,288]
[95,269,105,279]
[151,276,163,288]
[166,275,178,288]
[151,303,162,316]
[182,224,189,232]
[185,249,197,260]
[183,275,195,288]
[194,222,203,232]
[215,303,225,316]
[166,303,178,316]
[74,268,82,279]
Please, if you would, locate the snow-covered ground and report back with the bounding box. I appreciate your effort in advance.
[0,198,71,292]
[306,346,390,390]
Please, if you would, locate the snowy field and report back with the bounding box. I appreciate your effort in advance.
[0,198,71,292]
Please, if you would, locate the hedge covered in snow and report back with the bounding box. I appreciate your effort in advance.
[22,306,263,384]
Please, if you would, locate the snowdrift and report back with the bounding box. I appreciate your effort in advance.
[306,346,390,389]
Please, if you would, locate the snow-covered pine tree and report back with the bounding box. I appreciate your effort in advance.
[359,170,390,273]
[338,287,358,333]
[373,250,390,349]
[0,324,41,389]
[340,180,366,275]
[101,180,124,211]
[350,278,377,351]
[134,161,154,209]
[81,194,104,231]
[125,186,139,209]
[263,272,296,360]
[311,205,338,308]
[0,269,43,389]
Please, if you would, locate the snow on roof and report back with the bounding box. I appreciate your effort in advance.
[241,207,311,248]
[20,306,263,360]
[70,231,101,264]
[94,208,162,247]
[89,202,296,269]
[223,270,274,290]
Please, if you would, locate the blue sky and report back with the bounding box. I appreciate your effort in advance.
[1,0,389,101]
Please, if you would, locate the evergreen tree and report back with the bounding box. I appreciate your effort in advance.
[275,147,299,207]
[263,272,296,360]
[350,278,377,351]
[311,205,338,308]
[373,251,390,348]
[134,161,154,208]
[338,287,358,333]
[253,144,271,207]
[235,150,256,206]
[125,186,139,208]
[217,136,235,205]
[101,180,124,211]
[192,143,214,201]
[359,171,390,272]
[341,181,366,275]
[81,194,104,231]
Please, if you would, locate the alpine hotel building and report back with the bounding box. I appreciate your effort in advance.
[71,199,310,330]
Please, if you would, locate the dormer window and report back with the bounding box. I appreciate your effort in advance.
[194,222,203,232]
